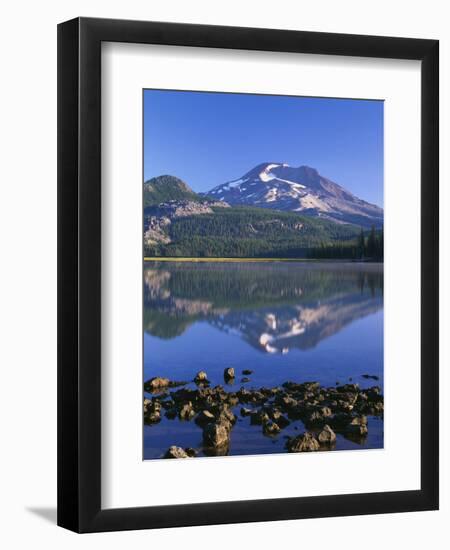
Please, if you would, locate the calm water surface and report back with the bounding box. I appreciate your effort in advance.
[143,261,383,459]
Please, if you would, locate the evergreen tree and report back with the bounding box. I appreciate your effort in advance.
[367,225,376,258]
[378,226,384,260]
[358,228,365,259]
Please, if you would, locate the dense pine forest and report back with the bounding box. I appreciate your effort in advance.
[144,205,383,261]
[306,227,384,261]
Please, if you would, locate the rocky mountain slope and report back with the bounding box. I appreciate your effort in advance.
[206,163,383,228]
[144,175,200,207]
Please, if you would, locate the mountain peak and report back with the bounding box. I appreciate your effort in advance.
[297,165,320,179]
[242,162,287,179]
[206,163,383,228]
[145,174,192,191]
[144,175,199,208]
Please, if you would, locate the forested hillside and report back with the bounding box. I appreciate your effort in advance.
[145,205,364,258]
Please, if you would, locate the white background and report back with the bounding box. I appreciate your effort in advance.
[102,43,421,508]
[0,0,448,548]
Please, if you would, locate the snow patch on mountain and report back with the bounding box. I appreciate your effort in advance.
[259,163,281,182]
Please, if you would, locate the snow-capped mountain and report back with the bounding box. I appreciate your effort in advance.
[206,162,383,227]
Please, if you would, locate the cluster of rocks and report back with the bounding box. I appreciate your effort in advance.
[143,371,384,458]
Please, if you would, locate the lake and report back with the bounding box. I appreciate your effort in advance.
[143,261,384,459]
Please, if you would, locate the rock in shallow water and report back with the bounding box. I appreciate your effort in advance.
[144,398,162,424]
[144,377,187,392]
[263,420,281,436]
[250,409,270,426]
[224,367,235,381]
[345,416,368,436]
[240,407,252,417]
[203,422,230,448]
[145,411,161,424]
[178,402,195,420]
[318,424,337,445]
[194,371,209,384]
[195,409,215,426]
[286,432,320,452]
[164,446,190,459]
[144,398,152,411]
[362,374,379,381]
[146,377,170,391]
[270,409,290,428]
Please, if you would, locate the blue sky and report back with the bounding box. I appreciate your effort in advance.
[143,90,384,207]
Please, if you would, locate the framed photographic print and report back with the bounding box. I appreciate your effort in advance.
[57,17,439,532]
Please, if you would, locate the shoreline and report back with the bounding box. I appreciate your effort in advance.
[144,257,384,264]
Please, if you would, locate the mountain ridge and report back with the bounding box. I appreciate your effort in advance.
[144,175,200,207]
[205,162,383,228]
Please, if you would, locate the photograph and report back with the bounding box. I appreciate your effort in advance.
[142,90,384,460]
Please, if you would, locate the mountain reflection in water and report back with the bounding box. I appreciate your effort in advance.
[144,261,383,354]
[143,261,384,459]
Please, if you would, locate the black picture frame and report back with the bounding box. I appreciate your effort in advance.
[57,17,439,533]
